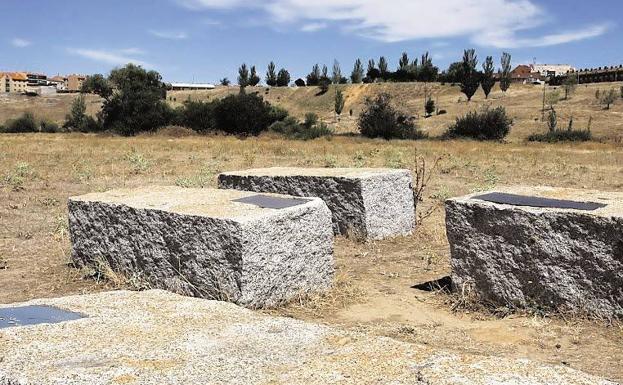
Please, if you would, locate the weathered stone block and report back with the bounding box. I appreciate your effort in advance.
[0,290,615,385]
[446,186,623,317]
[68,186,334,308]
[218,167,415,240]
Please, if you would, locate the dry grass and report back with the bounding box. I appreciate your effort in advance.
[1,82,623,382]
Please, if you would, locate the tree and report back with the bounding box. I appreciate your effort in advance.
[378,56,389,80]
[562,74,578,100]
[100,64,172,135]
[600,88,617,110]
[398,52,410,71]
[238,63,249,88]
[220,78,231,86]
[481,56,495,99]
[441,62,463,83]
[500,52,512,93]
[366,59,380,82]
[266,62,277,86]
[81,74,112,98]
[335,89,346,117]
[321,65,329,79]
[351,59,364,84]
[306,64,321,86]
[418,52,438,82]
[249,66,260,86]
[460,49,480,101]
[276,68,291,87]
[331,60,342,84]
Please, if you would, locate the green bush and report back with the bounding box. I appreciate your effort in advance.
[358,93,425,140]
[268,105,289,122]
[527,129,592,143]
[177,100,217,132]
[40,120,60,133]
[446,106,512,140]
[213,93,277,135]
[5,112,38,133]
[269,113,333,140]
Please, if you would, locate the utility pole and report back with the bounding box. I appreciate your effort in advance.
[541,81,546,122]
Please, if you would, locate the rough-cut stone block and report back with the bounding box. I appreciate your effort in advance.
[218,167,415,240]
[68,186,334,308]
[446,186,623,317]
[0,290,615,385]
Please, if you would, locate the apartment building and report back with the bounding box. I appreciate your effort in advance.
[66,74,86,92]
[0,72,28,94]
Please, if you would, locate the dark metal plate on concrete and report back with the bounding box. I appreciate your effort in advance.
[0,305,84,329]
[232,194,310,209]
[472,192,607,211]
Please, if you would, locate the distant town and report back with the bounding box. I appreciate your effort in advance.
[2,62,623,96]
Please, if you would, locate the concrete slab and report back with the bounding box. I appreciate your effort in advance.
[446,186,623,317]
[218,167,415,240]
[0,290,615,385]
[68,186,334,308]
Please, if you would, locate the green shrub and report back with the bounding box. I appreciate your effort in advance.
[528,117,592,143]
[5,112,38,133]
[269,116,300,135]
[268,105,289,122]
[446,106,512,140]
[177,100,217,132]
[213,93,277,135]
[40,120,60,133]
[425,98,435,117]
[358,93,425,140]
[269,113,333,140]
[528,129,592,143]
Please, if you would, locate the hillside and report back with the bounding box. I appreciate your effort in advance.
[171,81,623,140]
[2,81,622,141]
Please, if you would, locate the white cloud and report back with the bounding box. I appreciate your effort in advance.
[67,48,153,68]
[149,30,188,40]
[10,38,31,48]
[475,23,611,48]
[301,22,327,32]
[119,47,146,55]
[176,0,610,48]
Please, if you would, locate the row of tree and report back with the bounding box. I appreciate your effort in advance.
[232,50,513,98]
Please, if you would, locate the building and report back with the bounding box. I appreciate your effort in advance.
[530,64,575,78]
[169,82,215,91]
[66,74,86,92]
[0,72,28,94]
[509,65,535,83]
[26,72,47,87]
[48,75,67,91]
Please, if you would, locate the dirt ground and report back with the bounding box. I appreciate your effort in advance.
[1,132,622,382]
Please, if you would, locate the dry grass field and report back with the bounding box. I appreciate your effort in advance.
[1,82,623,382]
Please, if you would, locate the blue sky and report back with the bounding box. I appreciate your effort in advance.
[1,0,621,83]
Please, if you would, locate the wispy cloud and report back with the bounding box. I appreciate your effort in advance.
[301,22,327,32]
[476,23,612,48]
[149,29,188,40]
[10,38,31,48]
[67,48,153,68]
[176,0,611,48]
[119,47,146,55]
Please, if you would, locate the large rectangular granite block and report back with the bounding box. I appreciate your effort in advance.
[446,186,623,317]
[218,167,415,240]
[68,186,334,308]
[0,290,614,385]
